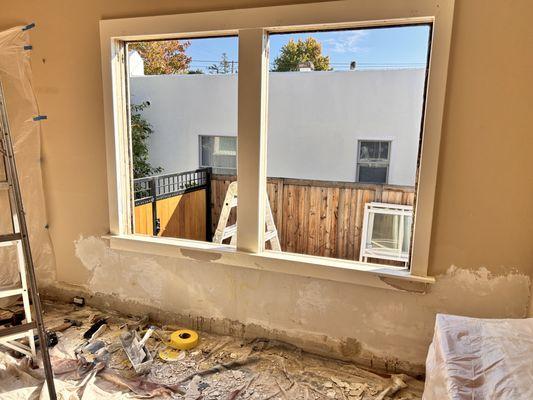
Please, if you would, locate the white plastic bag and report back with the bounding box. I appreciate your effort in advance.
[423,313,533,399]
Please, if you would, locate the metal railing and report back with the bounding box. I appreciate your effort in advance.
[134,168,211,206]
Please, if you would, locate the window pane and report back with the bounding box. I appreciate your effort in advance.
[367,213,401,251]
[379,142,389,160]
[218,137,236,153]
[402,215,413,253]
[200,136,237,174]
[358,165,388,183]
[128,36,238,245]
[360,141,378,160]
[265,25,430,267]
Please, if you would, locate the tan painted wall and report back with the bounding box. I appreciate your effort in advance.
[1,0,533,372]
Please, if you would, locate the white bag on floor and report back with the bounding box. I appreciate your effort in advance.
[423,314,533,400]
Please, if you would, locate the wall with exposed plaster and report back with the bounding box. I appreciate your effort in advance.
[58,234,529,373]
[1,0,533,374]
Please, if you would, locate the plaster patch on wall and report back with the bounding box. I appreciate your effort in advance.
[74,236,173,307]
[353,265,531,364]
[431,265,531,315]
[74,235,108,272]
[296,280,329,325]
[70,238,532,369]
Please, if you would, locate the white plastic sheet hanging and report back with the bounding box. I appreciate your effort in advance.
[0,26,56,303]
[423,313,533,399]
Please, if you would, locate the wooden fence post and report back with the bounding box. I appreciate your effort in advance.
[205,168,213,242]
[149,177,159,236]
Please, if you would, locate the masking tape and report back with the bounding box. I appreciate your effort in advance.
[169,329,199,350]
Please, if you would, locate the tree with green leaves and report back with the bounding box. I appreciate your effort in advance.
[130,102,163,178]
[208,53,234,74]
[129,40,192,75]
[272,37,330,72]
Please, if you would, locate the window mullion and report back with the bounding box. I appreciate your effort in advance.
[236,29,269,253]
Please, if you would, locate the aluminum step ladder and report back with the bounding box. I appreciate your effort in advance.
[0,81,57,399]
[213,181,281,251]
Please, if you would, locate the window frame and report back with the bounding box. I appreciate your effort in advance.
[198,135,238,175]
[99,0,455,283]
[356,140,391,184]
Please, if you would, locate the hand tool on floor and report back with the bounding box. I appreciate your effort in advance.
[121,325,156,374]
[50,318,82,333]
[83,318,106,339]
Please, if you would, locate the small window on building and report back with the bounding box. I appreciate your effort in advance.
[357,141,391,184]
[200,135,237,175]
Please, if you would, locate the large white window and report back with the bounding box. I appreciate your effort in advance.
[264,26,426,266]
[100,0,455,284]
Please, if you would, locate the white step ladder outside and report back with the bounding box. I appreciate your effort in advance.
[213,181,281,251]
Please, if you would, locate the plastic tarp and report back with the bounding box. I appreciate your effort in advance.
[423,313,533,399]
[0,26,56,304]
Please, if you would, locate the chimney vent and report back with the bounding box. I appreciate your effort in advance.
[298,61,314,71]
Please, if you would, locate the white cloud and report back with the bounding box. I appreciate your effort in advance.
[323,31,369,53]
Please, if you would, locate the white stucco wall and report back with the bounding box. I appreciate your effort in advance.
[130,69,425,186]
[128,51,145,76]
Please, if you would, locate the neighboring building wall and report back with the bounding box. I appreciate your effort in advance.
[128,51,145,76]
[130,69,425,186]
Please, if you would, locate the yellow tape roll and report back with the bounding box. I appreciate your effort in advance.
[169,329,199,350]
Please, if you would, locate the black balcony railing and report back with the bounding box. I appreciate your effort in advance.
[133,168,212,239]
[134,168,211,205]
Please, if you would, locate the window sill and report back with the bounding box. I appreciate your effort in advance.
[105,234,435,291]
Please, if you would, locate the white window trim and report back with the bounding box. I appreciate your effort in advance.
[99,0,455,285]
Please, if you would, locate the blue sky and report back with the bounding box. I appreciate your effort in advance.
[184,25,430,72]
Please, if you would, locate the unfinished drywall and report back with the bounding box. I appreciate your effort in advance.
[1,0,533,374]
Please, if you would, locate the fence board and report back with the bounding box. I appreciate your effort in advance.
[134,190,206,240]
[157,189,206,240]
[306,186,321,257]
[134,202,153,235]
[209,175,414,262]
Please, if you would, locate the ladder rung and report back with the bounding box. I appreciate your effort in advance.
[221,224,237,240]
[265,230,278,241]
[229,197,238,208]
[0,322,36,339]
[0,288,24,299]
[0,233,21,243]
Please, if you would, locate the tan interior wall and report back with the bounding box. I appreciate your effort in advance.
[1,0,532,372]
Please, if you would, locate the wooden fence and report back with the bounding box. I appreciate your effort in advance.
[135,190,207,241]
[133,169,211,241]
[210,175,415,262]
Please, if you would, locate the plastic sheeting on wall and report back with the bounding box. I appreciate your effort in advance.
[423,313,533,399]
[0,26,56,301]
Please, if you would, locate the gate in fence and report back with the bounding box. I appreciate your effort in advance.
[133,168,212,241]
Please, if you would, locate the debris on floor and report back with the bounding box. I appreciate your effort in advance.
[0,301,424,399]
